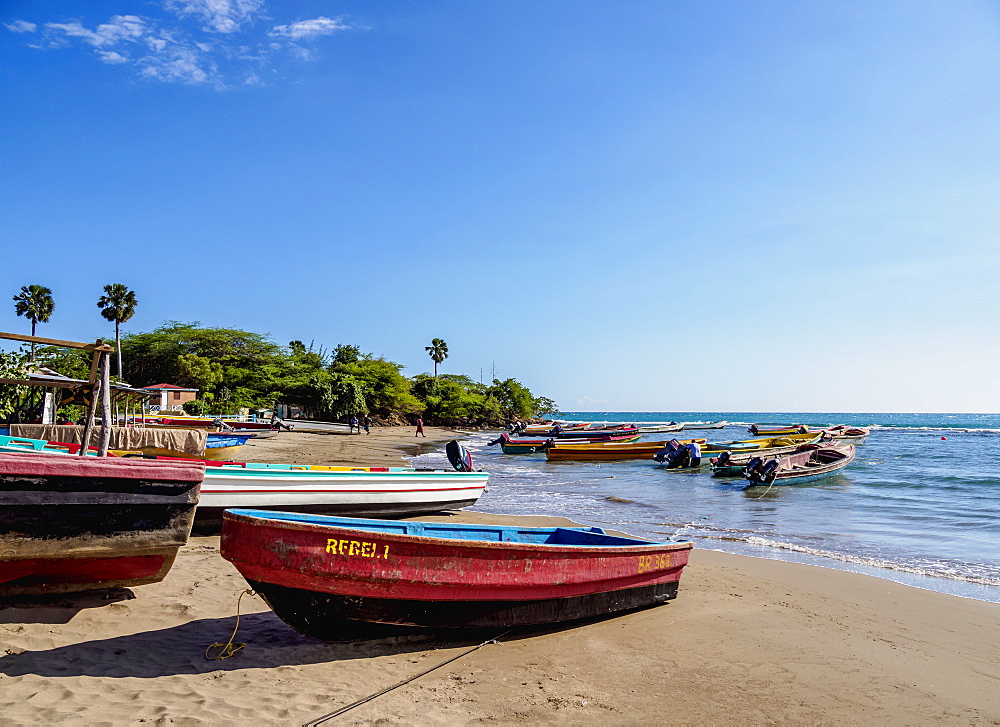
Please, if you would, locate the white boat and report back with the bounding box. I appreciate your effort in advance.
[680,421,728,430]
[0,434,488,523]
[197,462,488,522]
[637,423,683,433]
[816,426,870,445]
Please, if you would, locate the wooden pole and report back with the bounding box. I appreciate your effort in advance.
[98,352,112,457]
[79,381,99,457]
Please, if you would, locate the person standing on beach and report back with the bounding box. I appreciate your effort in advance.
[349,414,359,434]
[415,416,425,437]
[362,414,371,435]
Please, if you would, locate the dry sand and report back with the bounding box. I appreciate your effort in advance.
[2,428,999,725]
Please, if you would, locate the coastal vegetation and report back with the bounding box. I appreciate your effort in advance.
[6,319,554,426]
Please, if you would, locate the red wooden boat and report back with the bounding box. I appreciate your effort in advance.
[221,509,693,639]
[0,454,204,597]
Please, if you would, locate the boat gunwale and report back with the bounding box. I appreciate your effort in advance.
[222,510,694,555]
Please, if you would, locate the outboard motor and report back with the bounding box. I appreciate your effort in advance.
[715,450,731,467]
[542,438,555,450]
[487,433,509,447]
[446,440,474,472]
[743,456,763,481]
[653,439,682,464]
[759,458,780,484]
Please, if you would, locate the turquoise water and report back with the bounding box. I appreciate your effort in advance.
[413,412,1000,603]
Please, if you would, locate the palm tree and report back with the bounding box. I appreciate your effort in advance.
[12,284,55,360]
[425,338,448,377]
[97,283,138,377]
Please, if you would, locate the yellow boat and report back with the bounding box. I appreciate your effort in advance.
[546,438,707,462]
[701,433,823,457]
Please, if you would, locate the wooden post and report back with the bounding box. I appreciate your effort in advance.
[98,352,112,457]
[79,381,99,457]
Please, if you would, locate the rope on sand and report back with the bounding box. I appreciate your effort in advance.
[302,629,512,726]
[204,588,258,661]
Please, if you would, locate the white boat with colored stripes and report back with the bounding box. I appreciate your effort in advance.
[0,434,488,523]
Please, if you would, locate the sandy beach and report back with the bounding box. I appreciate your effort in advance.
[1,428,998,725]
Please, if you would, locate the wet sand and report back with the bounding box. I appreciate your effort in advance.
[1,428,998,724]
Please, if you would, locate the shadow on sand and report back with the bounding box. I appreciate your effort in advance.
[0,603,663,679]
[0,588,136,625]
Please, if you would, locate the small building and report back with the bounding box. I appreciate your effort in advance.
[138,383,199,412]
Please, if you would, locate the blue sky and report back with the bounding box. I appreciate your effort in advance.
[2,1,999,412]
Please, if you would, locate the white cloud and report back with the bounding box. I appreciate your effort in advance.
[97,50,129,64]
[164,0,264,34]
[13,4,356,89]
[46,15,148,48]
[139,45,215,85]
[5,20,37,33]
[269,16,348,41]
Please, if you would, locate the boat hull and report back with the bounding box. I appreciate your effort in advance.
[546,438,706,462]
[744,444,856,488]
[196,468,488,524]
[0,454,203,596]
[221,510,692,636]
[248,579,680,636]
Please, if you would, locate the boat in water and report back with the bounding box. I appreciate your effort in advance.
[701,432,822,458]
[817,425,870,445]
[710,440,828,477]
[743,442,856,488]
[636,423,683,433]
[748,424,810,437]
[679,421,728,430]
[546,438,706,462]
[0,453,203,596]
[490,431,640,454]
[220,509,694,638]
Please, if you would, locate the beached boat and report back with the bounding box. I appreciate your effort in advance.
[743,443,855,487]
[490,431,640,454]
[153,416,275,431]
[680,421,728,430]
[220,509,694,637]
[546,438,706,462]
[193,462,489,524]
[748,424,810,437]
[0,453,203,596]
[135,431,254,461]
[0,434,488,523]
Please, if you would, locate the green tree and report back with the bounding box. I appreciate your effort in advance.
[176,353,223,391]
[97,283,138,377]
[486,378,540,420]
[333,344,361,365]
[12,284,55,360]
[425,338,448,377]
[0,349,28,419]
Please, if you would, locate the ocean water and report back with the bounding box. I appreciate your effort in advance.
[411,412,1000,603]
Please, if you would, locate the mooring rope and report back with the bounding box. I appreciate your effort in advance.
[204,588,258,661]
[302,629,513,726]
